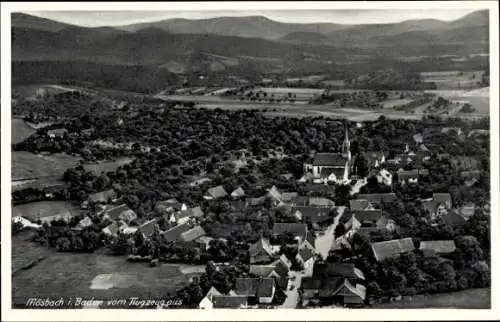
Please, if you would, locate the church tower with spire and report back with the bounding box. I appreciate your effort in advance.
[342,124,351,162]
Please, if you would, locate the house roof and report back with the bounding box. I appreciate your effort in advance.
[276,254,292,269]
[313,263,365,280]
[190,206,204,218]
[441,211,467,227]
[349,199,372,211]
[231,187,245,197]
[48,128,68,136]
[318,277,345,297]
[272,223,308,240]
[365,151,387,160]
[267,185,282,201]
[249,265,276,277]
[356,193,397,205]
[249,238,274,258]
[206,185,228,199]
[320,167,346,180]
[301,276,323,290]
[293,206,330,224]
[156,199,184,212]
[212,295,248,308]
[180,225,206,242]
[413,133,424,143]
[204,286,222,300]
[312,153,347,166]
[305,231,315,248]
[104,204,136,221]
[256,278,276,298]
[75,216,93,230]
[234,278,275,297]
[419,240,456,254]
[88,189,116,203]
[161,223,192,242]
[138,219,159,236]
[309,197,335,207]
[371,238,415,262]
[103,221,120,235]
[334,279,366,300]
[298,247,315,262]
[356,227,377,240]
[354,210,383,224]
[459,204,476,220]
[433,193,452,208]
[281,192,298,202]
[247,196,266,206]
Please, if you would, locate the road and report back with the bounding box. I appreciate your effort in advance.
[278,207,346,309]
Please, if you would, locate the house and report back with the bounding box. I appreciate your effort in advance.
[397,168,429,185]
[353,210,383,227]
[249,237,275,264]
[290,196,334,208]
[333,279,366,305]
[296,247,315,276]
[233,278,276,304]
[73,216,93,230]
[12,216,41,229]
[313,263,365,283]
[272,223,308,243]
[180,225,206,242]
[349,199,375,211]
[47,128,68,139]
[87,189,117,205]
[301,232,316,251]
[422,193,453,219]
[281,192,299,202]
[440,210,467,227]
[467,129,489,137]
[169,206,204,225]
[356,193,397,207]
[433,193,452,209]
[459,203,476,220]
[231,187,245,199]
[292,206,330,225]
[300,276,324,300]
[266,185,283,206]
[419,240,456,254]
[441,127,463,136]
[211,295,248,309]
[375,216,397,231]
[249,263,289,289]
[102,221,127,236]
[364,151,387,168]
[413,133,424,144]
[371,238,415,262]
[461,171,481,187]
[103,204,137,224]
[156,199,187,213]
[204,185,228,200]
[344,215,362,232]
[161,223,192,243]
[198,287,222,309]
[246,196,266,207]
[138,219,160,237]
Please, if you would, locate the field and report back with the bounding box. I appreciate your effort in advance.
[82,157,135,176]
[12,230,53,275]
[420,70,484,89]
[12,118,36,145]
[380,99,415,109]
[425,87,489,115]
[372,288,490,309]
[12,201,82,222]
[12,252,201,307]
[12,151,81,181]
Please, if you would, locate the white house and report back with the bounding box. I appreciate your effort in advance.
[198,287,222,309]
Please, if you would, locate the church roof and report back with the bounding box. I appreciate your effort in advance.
[312,153,348,166]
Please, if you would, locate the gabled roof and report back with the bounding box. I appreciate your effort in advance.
[156,199,184,212]
[206,185,228,199]
[441,211,466,227]
[313,263,365,280]
[272,223,308,240]
[212,295,248,308]
[419,240,456,254]
[320,168,346,180]
[180,225,206,242]
[292,206,330,224]
[161,223,192,242]
[356,193,397,205]
[301,276,323,290]
[371,238,415,262]
[247,196,266,206]
[267,185,282,201]
[318,277,345,297]
[305,231,315,248]
[256,278,276,298]
[231,187,245,198]
[88,189,116,203]
[297,247,315,262]
[234,278,275,297]
[312,153,347,166]
[47,128,68,136]
[275,254,292,269]
[349,199,372,211]
[204,286,222,300]
[249,265,276,277]
[138,219,159,236]
[104,204,136,222]
[356,227,377,241]
[309,197,335,207]
[459,204,476,220]
[334,279,366,300]
[190,206,204,218]
[281,192,298,202]
[102,221,120,235]
[354,210,383,224]
[249,238,274,258]
[433,193,452,208]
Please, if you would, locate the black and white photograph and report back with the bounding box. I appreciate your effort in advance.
[1,1,498,320]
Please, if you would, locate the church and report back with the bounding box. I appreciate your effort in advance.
[303,127,353,185]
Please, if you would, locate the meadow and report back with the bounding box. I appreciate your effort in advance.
[420,70,484,89]
[12,201,82,222]
[12,151,81,181]
[11,118,36,145]
[82,157,135,176]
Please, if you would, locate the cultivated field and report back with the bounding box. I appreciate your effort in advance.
[371,288,490,309]
[82,157,135,176]
[420,70,484,89]
[12,201,82,222]
[425,87,489,115]
[12,252,201,307]
[380,99,415,109]
[12,151,81,181]
[12,118,36,145]
[12,230,53,275]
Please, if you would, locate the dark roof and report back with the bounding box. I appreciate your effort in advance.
[301,277,323,290]
[212,295,248,308]
[334,279,366,300]
[256,278,276,298]
[433,193,452,208]
[249,238,274,258]
[349,199,372,211]
[88,189,116,203]
[356,227,377,241]
[302,183,336,194]
[104,204,136,222]
[354,210,383,224]
[180,225,206,242]
[371,238,415,262]
[298,247,315,262]
[312,153,347,166]
[420,240,456,254]
[305,231,315,248]
[234,278,274,297]
[272,223,308,240]
[318,277,345,297]
[247,196,266,206]
[313,263,365,280]
[249,265,275,277]
[441,211,467,227]
[281,192,298,202]
[356,193,397,205]
[320,167,346,180]
[138,219,159,236]
[292,206,330,224]
[161,223,192,242]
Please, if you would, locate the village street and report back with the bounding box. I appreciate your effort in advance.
[278,206,345,308]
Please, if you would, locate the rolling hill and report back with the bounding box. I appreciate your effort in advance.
[11,12,74,32]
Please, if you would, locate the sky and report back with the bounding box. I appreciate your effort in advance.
[25,9,479,27]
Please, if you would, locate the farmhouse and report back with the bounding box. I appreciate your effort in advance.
[353,210,383,226]
[419,240,456,254]
[87,189,117,205]
[292,206,330,225]
[198,286,222,309]
[156,199,187,213]
[211,295,248,309]
[47,128,68,139]
[364,151,387,169]
[272,223,308,243]
[249,237,275,264]
[349,199,375,211]
[233,278,276,304]
[103,204,137,224]
[421,193,453,219]
[371,238,415,262]
[296,247,315,276]
[204,185,228,200]
[355,193,397,207]
[231,187,245,199]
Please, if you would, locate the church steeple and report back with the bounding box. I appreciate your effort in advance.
[342,124,351,161]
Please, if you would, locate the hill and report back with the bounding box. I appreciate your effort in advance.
[278,32,328,45]
[11,12,74,32]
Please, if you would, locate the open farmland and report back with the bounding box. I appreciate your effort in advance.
[12,252,201,307]
[82,157,135,176]
[12,201,82,222]
[420,70,485,89]
[372,288,490,309]
[12,118,36,145]
[425,87,489,115]
[12,230,54,275]
[12,151,81,181]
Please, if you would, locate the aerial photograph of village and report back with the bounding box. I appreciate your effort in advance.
[8,4,491,310]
